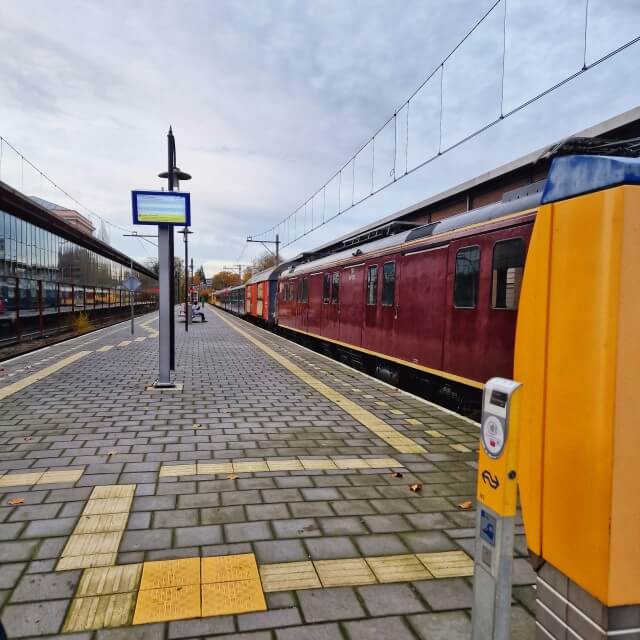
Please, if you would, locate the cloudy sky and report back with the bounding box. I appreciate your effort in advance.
[1,0,638,276]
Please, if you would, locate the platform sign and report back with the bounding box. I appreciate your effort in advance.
[123,276,141,291]
[471,378,522,640]
[132,191,191,226]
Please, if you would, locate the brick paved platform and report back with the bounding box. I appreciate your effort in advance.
[0,306,536,638]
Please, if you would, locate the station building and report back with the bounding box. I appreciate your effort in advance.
[0,180,158,351]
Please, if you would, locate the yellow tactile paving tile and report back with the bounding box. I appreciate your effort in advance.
[57,552,117,571]
[62,531,123,558]
[197,462,233,475]
[0,350,90,401]
[364,458,402,468]
[36,469,84,484]
[333,458,370,469]
[201,580,266,618]
[0,471,44,487]
[64,592,136,632]
[267,459,303,471]
[139,558,200,590]
[90,484,136,499]
[212,311,426,454]
[300,458,337,470]
[366,554,432,583]
[117,340,131,347]
[449,443,472,453]
[134,336,146,342]
[315,558,377,587]
[82,496,133,515]
[133,584,200,624]
[159,464,197,477]
[375,401,389,406]
[260,561,321,592]
[406,418,423,426]
[233,461,270,473]
[76,564,142,597]
[75,513,129,535]
[390,409,405,415]
[417,551,474,578]
[425,430,444,438]
[201,553,259,584]
[97,345,114,352]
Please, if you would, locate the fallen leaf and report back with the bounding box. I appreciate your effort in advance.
[227,473,238,480]
[409,483,423,493]
[7,498,25,505]
[391,471,403,478]
[192,423,202,429]
[458,500,473,510]
[23,437,32,442]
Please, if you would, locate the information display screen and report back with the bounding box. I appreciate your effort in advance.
[132,191,191,226]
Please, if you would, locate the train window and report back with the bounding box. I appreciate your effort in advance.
[366,265,378,305]
[301,278,308,303]
[331,272,339,303]
[491,238,525,310]
[381,262,395,306]
[323,273,330,303]
[454,246,480,308]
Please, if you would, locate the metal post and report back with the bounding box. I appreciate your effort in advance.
[168,129,176,370]
[184,229,189,331]
[157,225,172,386]
[130,258,135,335]
[275,233,280,264]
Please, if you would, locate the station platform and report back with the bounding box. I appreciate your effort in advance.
[0,305,536,639]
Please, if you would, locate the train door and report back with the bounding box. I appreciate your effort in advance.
[338,263,364,346]
[321,271,340,339]
[396,246,448,369]
[256,282,264,318]
[297,276,309,332]
[362,258,399,357]
[443,236,491,382]
[307,273,323,335]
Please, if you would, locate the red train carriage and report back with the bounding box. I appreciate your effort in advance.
[243,264,288,326]
[276,184,540,396]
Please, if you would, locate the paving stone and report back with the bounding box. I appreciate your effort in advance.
[344,616,418,640]
[11,570,80,602]
[400,531,458,553]
[0,562,26,589]
[175,525,223,547]
[1,599,69,637]
[0,540,39,562]
[127,511,151,530]
[276,623,344,640]
[331,500,376,516]
[22,517,77,538]
[167,615,235,638]
[247,503,290,521]
[319,516,367,536]
[153,508,199,528]
[224,520,273,543]
[290,502,334,518]
[0,521,24,540]
[409,610,472,640]
[8,503,61,522]
[272,518,321,538]
[238,607,303,631]
[254,539,309,564]
[354,533,410,556]
[201,505,246,524]
[177,492,221,508]
[298,586,365,622]
[362,514,412,533]
[96,623,167,639]
[357,583,426,615]
[412,577,473,610]
[120,529,171,552]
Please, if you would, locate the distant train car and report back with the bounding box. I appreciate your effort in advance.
[243,264,289,327]
[215,285,245,316]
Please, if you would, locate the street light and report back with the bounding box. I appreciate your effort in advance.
[177,227,193,331]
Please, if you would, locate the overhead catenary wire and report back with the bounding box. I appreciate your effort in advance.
[248,1,639,250]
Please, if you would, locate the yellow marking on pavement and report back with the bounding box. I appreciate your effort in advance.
[64,592,136,632]
[0,350,90,400]
[202,580,266,618]
[259,561,321,592]
[97,345,114,352]
[37,469,84,484]
[425,430,444,438]
[449,443,472,453]
[134,336,146,342]
[140,558,200,590]
[202,554,260,583]
[390,409,404,415]
[213,309,425,454]
[117,340,132,347]
[367,554,432,583]
[406,418,423,426]
[0,471,44,487]
[315,558,377,587]
[76,564,142,597]
[375,401,389,407]
[417,551,474,578]
[159,456,404,478]
[134,584,200,624]
[57,485,134,572]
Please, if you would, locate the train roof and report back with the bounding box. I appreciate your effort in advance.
[245,263,290,285]
[283,186,542,277]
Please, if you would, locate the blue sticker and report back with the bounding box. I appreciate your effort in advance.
[480,509,496,546]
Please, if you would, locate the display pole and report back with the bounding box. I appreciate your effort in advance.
[157,224,172,386]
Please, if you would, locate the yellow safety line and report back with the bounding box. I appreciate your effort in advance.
[0,351,91,401]
[212,310,425,454]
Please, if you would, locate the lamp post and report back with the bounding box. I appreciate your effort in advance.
[158,126,191,366]
[246,233,280,264]
[177,227,193,331]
